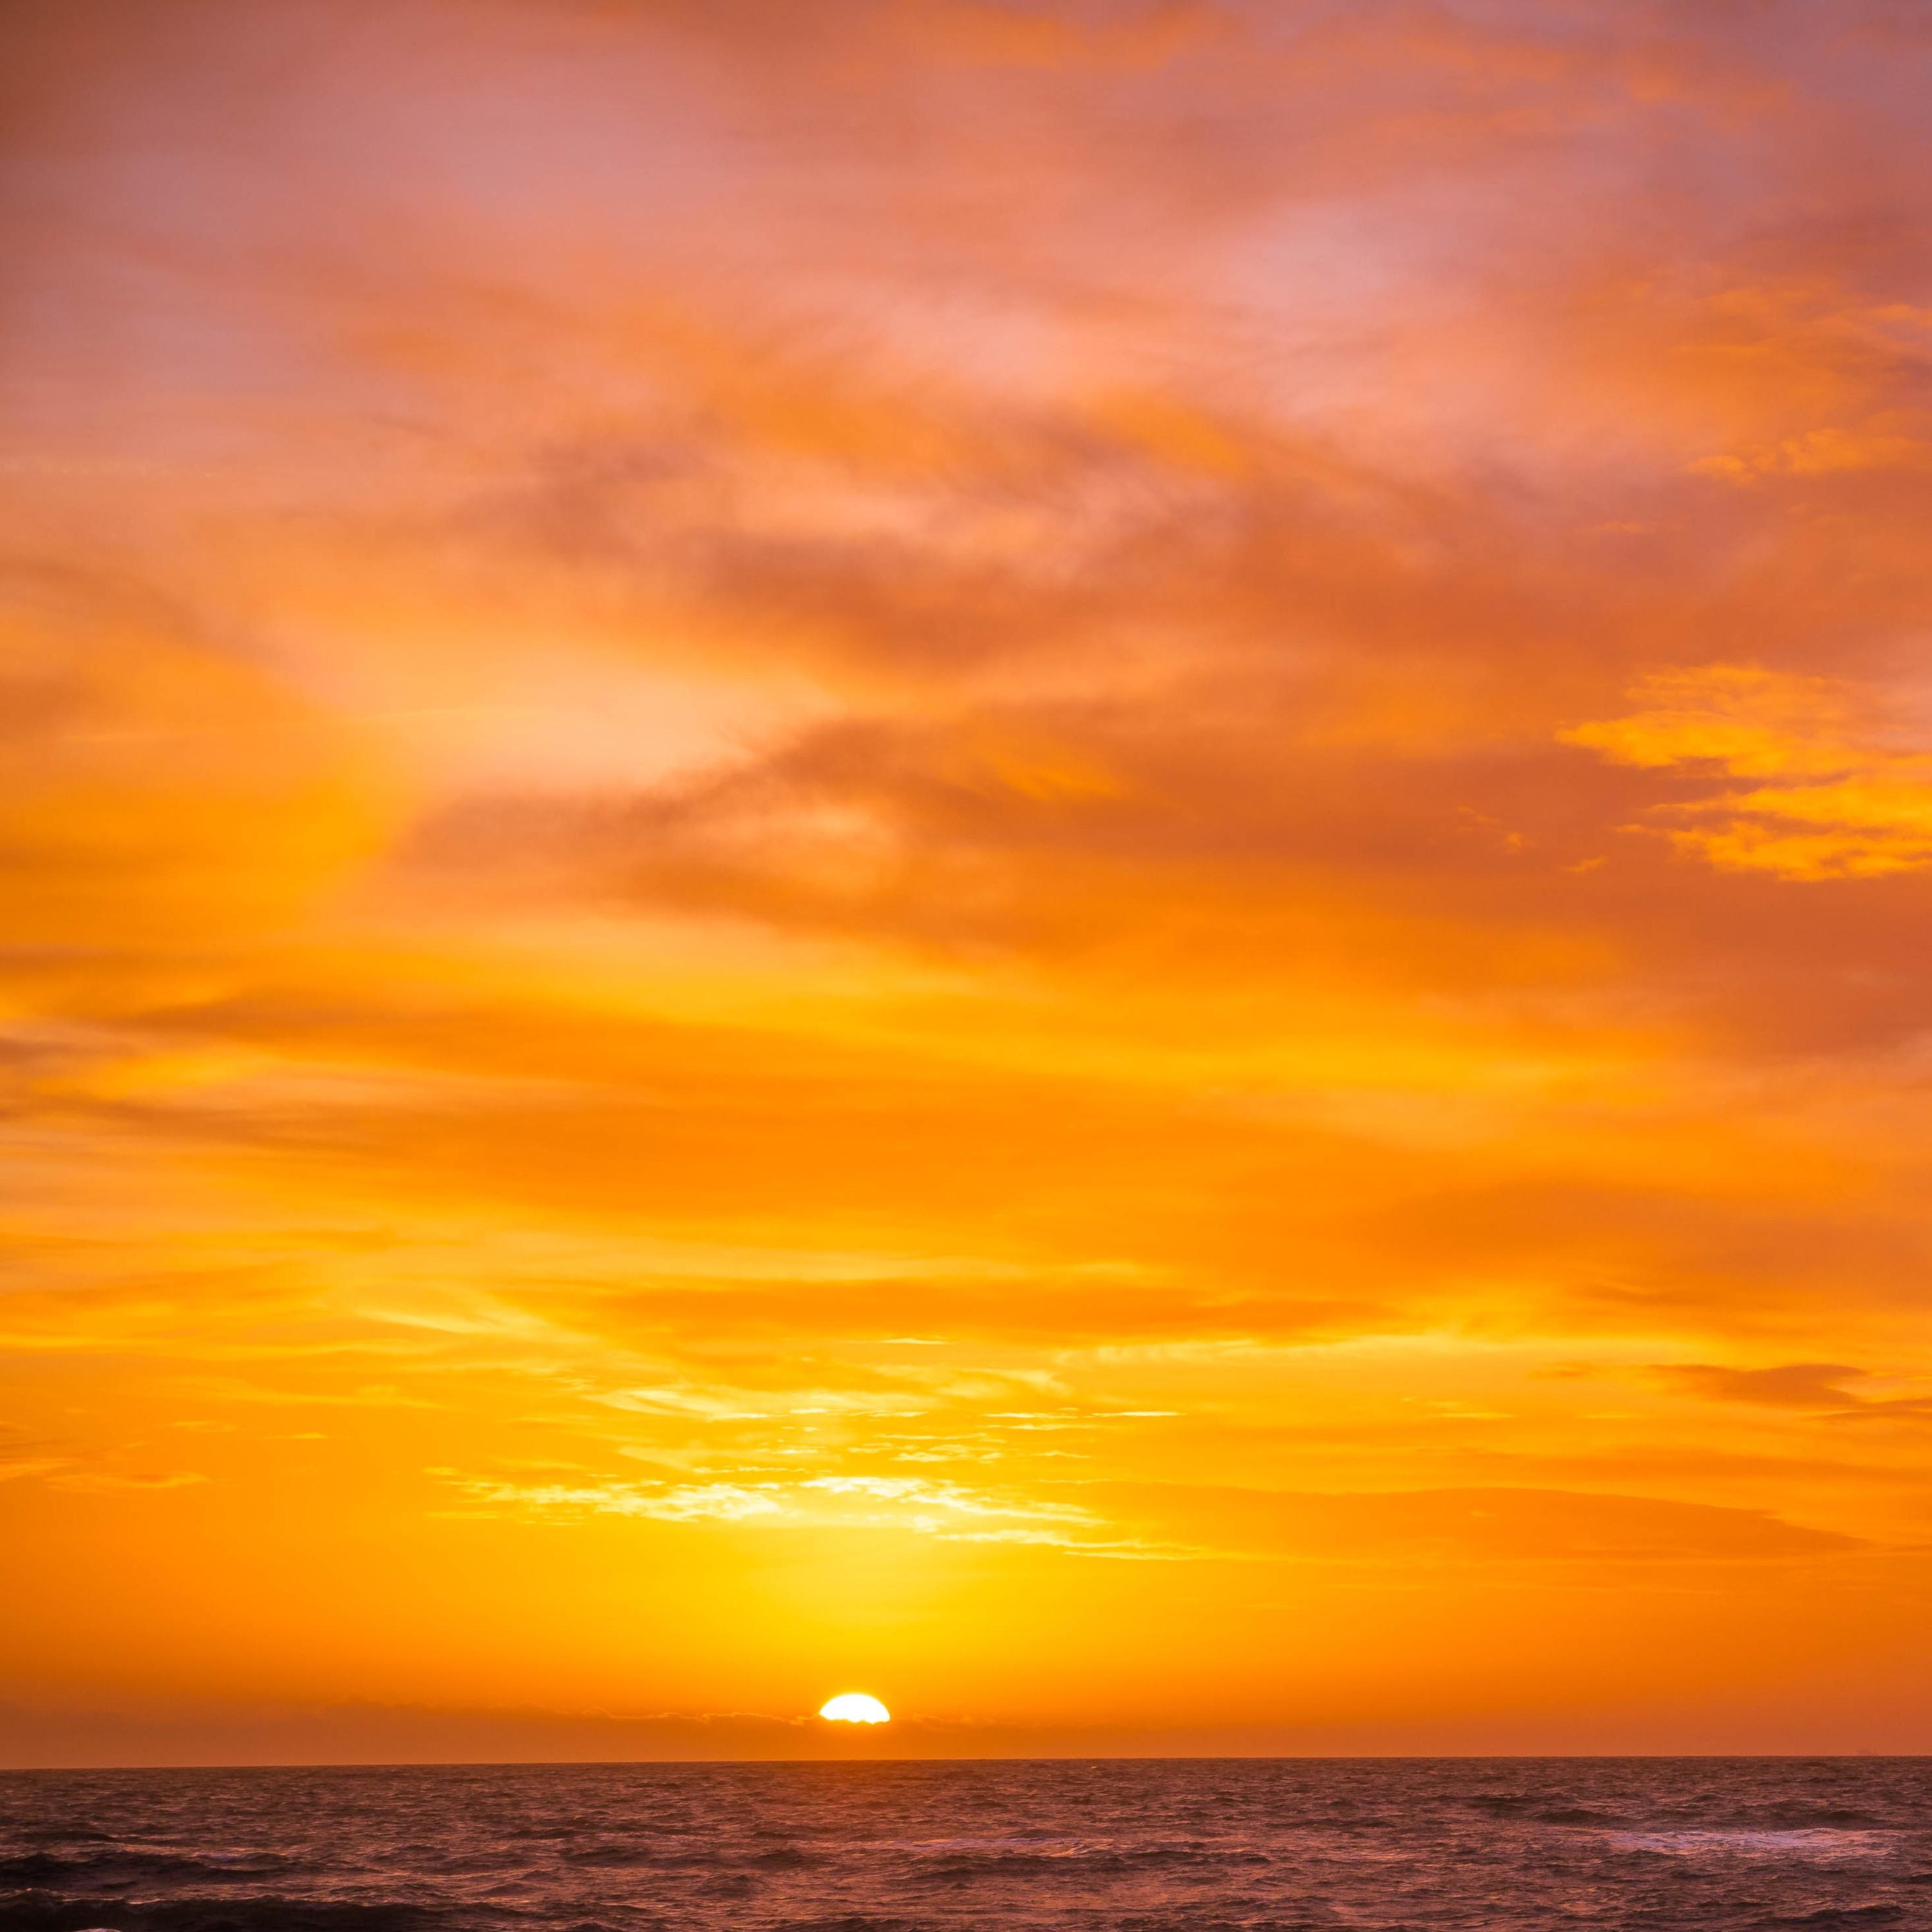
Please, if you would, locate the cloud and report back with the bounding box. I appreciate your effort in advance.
[1107,1483,1865,1563]
[1658,1362,1873,1410]
[437,1464,1864,1564]
[437,1467,1128,1549]
[1566,666,1932,878]
[1651,1361,1932,1430]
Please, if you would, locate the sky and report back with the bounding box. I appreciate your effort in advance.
[6,0,1932,1764]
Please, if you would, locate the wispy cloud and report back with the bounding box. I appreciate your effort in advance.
[436,1467,1125,1550]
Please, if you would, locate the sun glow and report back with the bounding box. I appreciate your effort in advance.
[819,1693,892,1725]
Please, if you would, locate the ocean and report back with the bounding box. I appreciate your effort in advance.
[2,1757,1928,1931]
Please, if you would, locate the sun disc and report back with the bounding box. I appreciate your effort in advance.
[819,1692,891,1725]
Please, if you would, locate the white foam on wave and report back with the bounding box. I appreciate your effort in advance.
[1609,1828,1893,1861]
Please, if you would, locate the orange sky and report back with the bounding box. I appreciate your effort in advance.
[7,0,1932,1764]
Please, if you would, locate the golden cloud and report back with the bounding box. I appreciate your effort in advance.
[1566,665,1932,878]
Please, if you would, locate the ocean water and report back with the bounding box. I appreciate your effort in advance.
[2,1757,1929,1931]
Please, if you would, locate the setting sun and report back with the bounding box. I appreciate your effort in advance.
[818,1695,892,1727]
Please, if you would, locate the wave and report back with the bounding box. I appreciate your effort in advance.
[556,1843,730,1870]
[870,1835,1096,1855]
[1756,1909,1909,1929]
[1606,1828,1897,1861]
[746,1919,921,1932]
[0,1892,454,1932]
[0,1852,301,1887]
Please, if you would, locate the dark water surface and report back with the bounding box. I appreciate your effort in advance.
[3,1758,1929,1931]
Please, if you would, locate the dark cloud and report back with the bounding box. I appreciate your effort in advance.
[1660,1362,1873,1409]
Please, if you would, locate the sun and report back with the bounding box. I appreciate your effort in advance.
[819,1692,891,1725]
